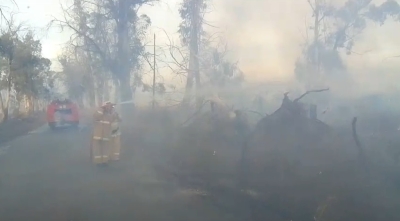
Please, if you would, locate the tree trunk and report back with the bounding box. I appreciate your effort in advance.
[2,59,13,122]
[2,90,9,121]
[103,80,110,102]
[117,0,132,104]
[14,93,22,116]
[24,95,28,114]
[76,94,84,109]
[114,80,120,104]
[0,91,5,120]
[183,0,202,107]
[114,0,135,122]
[87,73,96,107]
[95,76,104,106]
[192,0,201,108]
[88,86,96,107]
[2,107,9,122]
[27,95,35,115]
[118,76,134,126]
[193,44,201,108]
[182,61,194,106]
[119,75,132,102]
[313,0,320,89]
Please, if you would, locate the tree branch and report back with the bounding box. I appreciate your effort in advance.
[293,88,329,103]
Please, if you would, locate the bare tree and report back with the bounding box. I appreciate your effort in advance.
[0,0,18,23]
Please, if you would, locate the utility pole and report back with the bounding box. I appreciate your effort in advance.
[152,33,156,109]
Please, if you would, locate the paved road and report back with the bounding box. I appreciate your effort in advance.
[0,122,237,221]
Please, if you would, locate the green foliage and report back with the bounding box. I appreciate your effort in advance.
[0,30,52,100]
[327,0,371,53]
[0,32,16,61]
[178,0,207,45]
[12,32,51,98]
[178,0,242,90]
[58,53,86,101]
[367,0,400,24]
[202,47,244,87]
[296,0,400,84]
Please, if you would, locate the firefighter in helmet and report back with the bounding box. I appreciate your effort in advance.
[90,101,121,165]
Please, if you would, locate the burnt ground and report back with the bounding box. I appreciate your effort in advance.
[0,112,46,145]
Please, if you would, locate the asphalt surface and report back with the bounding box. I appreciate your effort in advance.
[0,120,235,221]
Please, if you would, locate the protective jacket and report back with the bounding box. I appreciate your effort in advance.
[91,106,121,164]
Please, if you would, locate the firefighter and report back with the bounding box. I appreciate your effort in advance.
[90,101,121,165]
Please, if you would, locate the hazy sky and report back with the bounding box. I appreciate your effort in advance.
[2,0,400,94]
[0,0,182,61]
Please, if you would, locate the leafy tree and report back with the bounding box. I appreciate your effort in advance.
[295,0,400,88]
[0,13,54,121]
[0,18,21,121]
[11,32,52,114]
[366,0,400,24]
[51,0,156,107]
[200,44,244,88]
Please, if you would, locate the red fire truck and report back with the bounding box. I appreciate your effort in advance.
[46,99,79,129]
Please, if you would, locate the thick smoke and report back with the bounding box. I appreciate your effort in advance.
[207,0,400,95]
